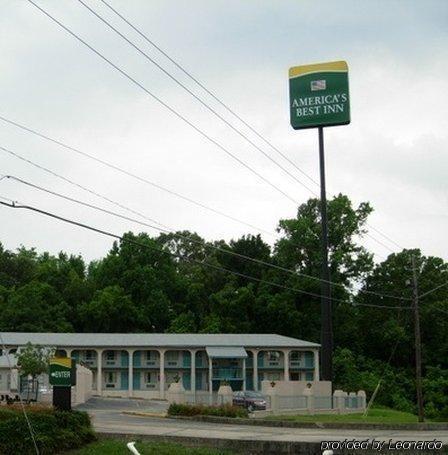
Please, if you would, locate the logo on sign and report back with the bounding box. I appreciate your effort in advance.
[311,80,326,91]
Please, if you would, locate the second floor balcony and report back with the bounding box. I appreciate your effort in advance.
[212,368,243,380]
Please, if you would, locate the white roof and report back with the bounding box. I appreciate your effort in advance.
[0,332,319,349]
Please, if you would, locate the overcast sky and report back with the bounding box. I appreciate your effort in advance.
[1,0,447,263]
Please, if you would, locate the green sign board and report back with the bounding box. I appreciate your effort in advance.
[289,60,350,129]
[49,357,76,387]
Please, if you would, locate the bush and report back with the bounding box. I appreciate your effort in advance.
[0,407,96,454]
[168,403,248,419]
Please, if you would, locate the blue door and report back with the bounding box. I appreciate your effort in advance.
[120,371,128,390]
[246,372,253,390]
[133,371,141,390]
[121,351,129,367]
[133,351,141,367]
[195,373,202,391]
[183,372,191,390]
[304,351,314,368]
[182,351,191,368]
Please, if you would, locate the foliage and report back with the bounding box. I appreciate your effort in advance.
[0,194,447,418]
[0,408,95,454]
[16,342,53,378]
[423,367,448,420]
[168,403,248,418]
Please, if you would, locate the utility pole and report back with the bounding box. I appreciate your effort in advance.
[411,254,424,422]
[318,126,333,382]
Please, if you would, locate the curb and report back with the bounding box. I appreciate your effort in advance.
[122,411,167,418]
[167,414,448,431]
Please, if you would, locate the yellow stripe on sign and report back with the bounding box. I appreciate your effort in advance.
[50,357,72,368]
[289,61,348,79]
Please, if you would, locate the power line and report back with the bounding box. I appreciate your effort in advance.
[0,134,276,238]
[98,0,405,253]
[0,198,412,310]
[99,0,321,191]
[77,0,317,195]
[4,173,409,301]
[419,282,448,300]
[25,1,402,257]
[0,115,397,258]
[27,0,299,206]
[77,0,402,255]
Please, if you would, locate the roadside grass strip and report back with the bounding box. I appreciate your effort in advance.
[66,439,234,454]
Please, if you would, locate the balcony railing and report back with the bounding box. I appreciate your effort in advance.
[212,368,243,380]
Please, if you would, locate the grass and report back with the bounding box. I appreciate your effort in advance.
[67,439,234,454]
[265,406,423,423]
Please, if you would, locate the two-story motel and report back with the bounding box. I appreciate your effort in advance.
[0,333,320,399]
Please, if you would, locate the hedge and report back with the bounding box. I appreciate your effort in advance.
[168,403,248,418]
[0,406,95,454]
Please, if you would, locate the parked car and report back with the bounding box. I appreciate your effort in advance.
[233,391,267,411]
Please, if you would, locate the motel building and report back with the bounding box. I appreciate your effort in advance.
[0,333,320,400]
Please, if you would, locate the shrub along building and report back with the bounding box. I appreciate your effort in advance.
[0,333,320,400]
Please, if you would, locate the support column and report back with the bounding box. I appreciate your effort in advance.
[159,350,165,399]
[314,349,320,381]
[208,355,213,404]
[252,350,258,391]
[66,349,72,358]
[96,349,103,396]
[242,358,246,391]
[284,350,290,381]
[190,350,196,400]
[128,349,134,398]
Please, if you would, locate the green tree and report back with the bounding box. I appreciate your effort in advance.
[79,285,140,333]
[0,282,72,332]
[16,342,52,378]
[357,249,448,368]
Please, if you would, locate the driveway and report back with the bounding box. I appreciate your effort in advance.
[77,397,448,448]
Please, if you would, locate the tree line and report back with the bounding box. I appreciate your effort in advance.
[0,194,447,418]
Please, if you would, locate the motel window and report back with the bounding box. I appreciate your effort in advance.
[290,352,301,361]
[145,372,156,384]
[145,351,157,364]
[267,352,280,364]
[86,351,94,360]
[105,372,116,388]
[166,352,179,366]
[106,351,115,360]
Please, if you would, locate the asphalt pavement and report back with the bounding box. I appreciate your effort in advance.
[77,398,448,446]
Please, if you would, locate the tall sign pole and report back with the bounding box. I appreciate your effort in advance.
[318,126,333,381]
[289,61,350,382]
[411,255,424,422]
